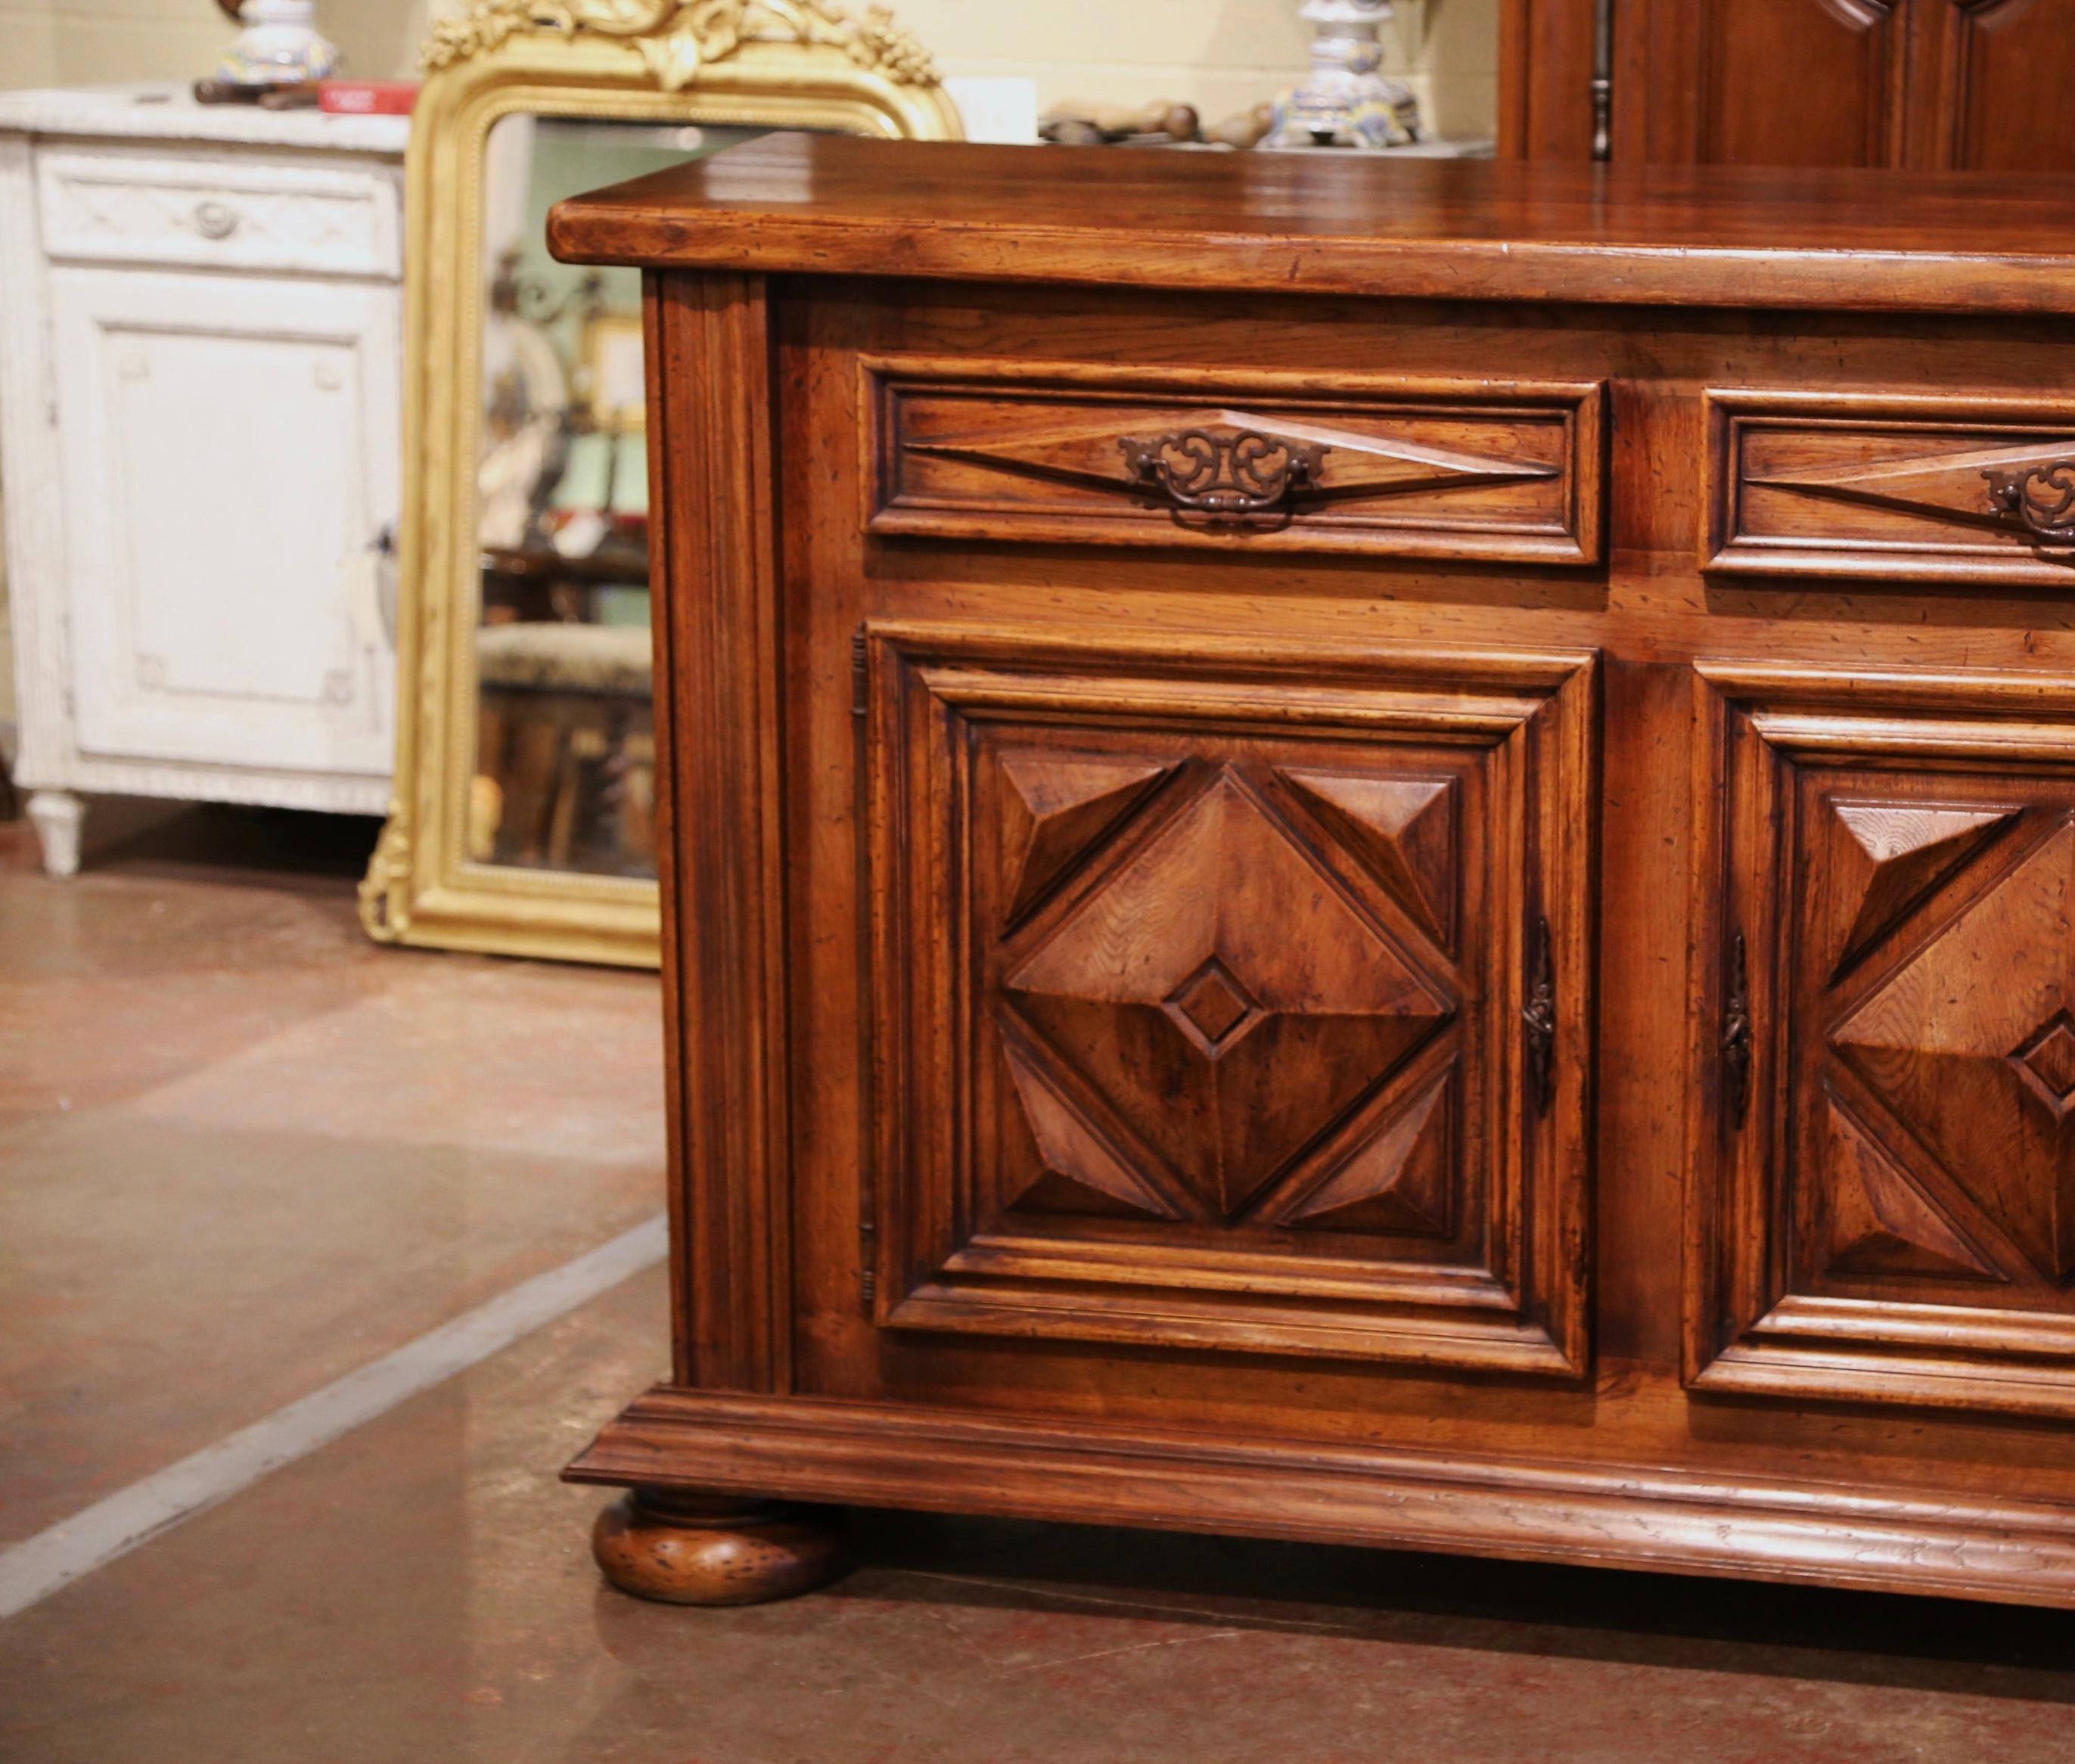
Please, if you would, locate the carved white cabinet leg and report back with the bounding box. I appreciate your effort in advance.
[26,790,82,878]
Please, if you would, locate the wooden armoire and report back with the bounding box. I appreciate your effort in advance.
[1502,0,2075,167]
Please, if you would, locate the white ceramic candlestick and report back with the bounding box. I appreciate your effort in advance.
[217,0,340,86]
[1267,0,1420,150]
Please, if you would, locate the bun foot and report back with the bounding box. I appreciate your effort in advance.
[590,1489,849,1606]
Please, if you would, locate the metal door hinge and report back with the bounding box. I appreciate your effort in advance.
[1723,931,1753,1129]
[1522,916,1558,1116]
[1590,0,1614,161]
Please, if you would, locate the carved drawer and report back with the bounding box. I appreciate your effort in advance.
[1691,663,2075,1418]
[35,147,401,279]
[865,359,1607,565]
[865,621,1598,1376]
[1704,390,2075,587]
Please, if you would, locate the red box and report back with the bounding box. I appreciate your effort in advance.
[318,81,419,116]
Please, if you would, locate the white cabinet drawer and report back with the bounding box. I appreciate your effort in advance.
[35,146,400,278]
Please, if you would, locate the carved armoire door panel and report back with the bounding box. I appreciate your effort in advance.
[1517,0,2075,169]
[1617,0,1909,168]
[1905,0,2075,170]
[1691,663,2075,1416]
[865,623,1598,1377]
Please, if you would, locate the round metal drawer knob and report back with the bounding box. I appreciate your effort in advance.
[192,200,240,241]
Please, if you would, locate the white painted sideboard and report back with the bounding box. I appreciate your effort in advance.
[0,84,408,875]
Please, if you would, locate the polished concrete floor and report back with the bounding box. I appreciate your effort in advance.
[3,799,2073,1762]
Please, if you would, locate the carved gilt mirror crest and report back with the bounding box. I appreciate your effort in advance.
[361,0,960,965]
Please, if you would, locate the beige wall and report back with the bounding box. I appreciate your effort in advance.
[0,0,1497,746]
[0,0,430,90]
[900,0,1500,141]
[0,1,1499,124]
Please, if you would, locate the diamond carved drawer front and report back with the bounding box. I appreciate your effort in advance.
[1691,663,2075,1418]
[864,358,1606,564]
[865,621,1599,1374]
[1703,389,2075,587]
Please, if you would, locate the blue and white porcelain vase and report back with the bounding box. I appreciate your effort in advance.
[1268,0,1421,150]
[216,0,340,87]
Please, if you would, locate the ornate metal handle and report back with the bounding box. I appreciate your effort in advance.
[1522,917,1557,1117]
[1722,931,1752,1128]
[1119,428,1328,521]
[192,199,240,241]
[1985,461,2075,546]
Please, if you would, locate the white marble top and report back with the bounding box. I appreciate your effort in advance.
[0,82,409,154]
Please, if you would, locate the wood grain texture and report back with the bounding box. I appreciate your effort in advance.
[568,1387,2075,1610]
[645,272,791,1393]
[545,133,2075,318]
[590,1489,847,1606]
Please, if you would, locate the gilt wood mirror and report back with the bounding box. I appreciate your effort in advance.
[360,0,960,965]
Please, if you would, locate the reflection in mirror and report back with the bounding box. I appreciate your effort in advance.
[471,118,764,880]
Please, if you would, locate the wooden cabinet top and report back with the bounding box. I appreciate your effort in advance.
[548,132,2075,317]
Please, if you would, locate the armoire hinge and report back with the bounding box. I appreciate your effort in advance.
[1521,916,1558,1116]
[1723,930,1753,1129]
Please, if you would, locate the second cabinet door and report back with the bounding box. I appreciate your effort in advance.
[1513,0,2075,170]
[1692,662,2075,1417]
[864,621,1598,1377]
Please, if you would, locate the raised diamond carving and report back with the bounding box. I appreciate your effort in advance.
[1280,769,1455,950]
[1822,1092,1999,1282]
[909,406,1558,505]
[2011,1011,2075,1115]
[1832,820,2075,1282]
[998,750,1174,922]
[1007,771,1453,1222]
[1275,1067,1455,1237]
[1821,798,2017,977]
[1001,1038,1181,1221]
[1164,956,1261,1054]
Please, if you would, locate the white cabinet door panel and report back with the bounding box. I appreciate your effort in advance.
[51,266,398,776]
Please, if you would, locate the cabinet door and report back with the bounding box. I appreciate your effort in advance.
[1617,0,1908,167]
[1692,664,2075,1417]
[866,623,1598,1377]
[1906,0,2075,170]
[1515,0,2075,168]
[51,266,398,777]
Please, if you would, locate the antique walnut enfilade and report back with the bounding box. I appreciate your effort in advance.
[556,135,2075,1608]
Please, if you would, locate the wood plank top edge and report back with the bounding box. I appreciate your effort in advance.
[548,132,2075,315]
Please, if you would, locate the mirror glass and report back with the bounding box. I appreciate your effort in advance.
[471,116,766,881]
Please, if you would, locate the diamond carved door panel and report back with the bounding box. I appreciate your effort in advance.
[866,622,1598,1375]
[1691,663,2075,1416]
